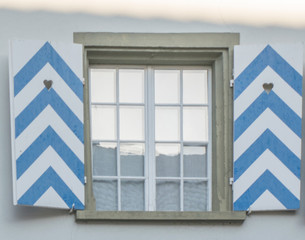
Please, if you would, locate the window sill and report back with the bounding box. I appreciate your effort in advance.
[76,210,246,222]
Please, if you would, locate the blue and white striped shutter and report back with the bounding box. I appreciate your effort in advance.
[9,40,84,209]
[233,44,303,211]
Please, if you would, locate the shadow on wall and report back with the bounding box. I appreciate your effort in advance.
[1,8,305,45]
[10,205,72,222]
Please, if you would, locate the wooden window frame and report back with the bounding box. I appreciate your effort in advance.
[74,32,246,222]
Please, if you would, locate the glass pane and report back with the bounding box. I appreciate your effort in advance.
[121,180,145,211]
[155,70,180,104]
[183,146,207,177]
[184,180,208,211]
[91,105,116,140]
[119,69,144,103]
[155,107,180,141]
[183,70,208,104]
[183,107,208,141]
[120,107,144,141]
[156,144,180,177]
[93,180,118,211]
[156,180,180,211]
[120,144,144,176]
[93,142,117,176]
[90,69,116,103]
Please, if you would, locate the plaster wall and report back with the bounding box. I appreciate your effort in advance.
[0,9,305,240]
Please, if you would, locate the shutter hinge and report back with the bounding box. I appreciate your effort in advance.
[84,176,87,184]
[230,79,234,88]
[82,78,85,86]
[69,203,75,214]
[229,177,234,185]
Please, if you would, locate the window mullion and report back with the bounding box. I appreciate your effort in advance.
[116,68,121,211]
[147,67,156,211]
[179,69,184,212]
[144,67,149,211]
[207,68,213,211]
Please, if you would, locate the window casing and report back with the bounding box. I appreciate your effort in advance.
[74,32,246,221]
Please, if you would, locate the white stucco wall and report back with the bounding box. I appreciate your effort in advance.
[1,9,305,240]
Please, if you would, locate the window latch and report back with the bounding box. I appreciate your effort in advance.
[230,79,234,88]
[229,177,234,185]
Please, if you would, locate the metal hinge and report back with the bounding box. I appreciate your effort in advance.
[84,176,87,184]
[69,203,75,214]
[229,177,234,185]
[82,78,85,86]
[230,79,234,88]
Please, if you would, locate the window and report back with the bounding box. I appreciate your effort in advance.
[74,33,246,221]
[90,67,211,211]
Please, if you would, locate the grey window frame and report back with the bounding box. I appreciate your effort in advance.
[74,32,246,221]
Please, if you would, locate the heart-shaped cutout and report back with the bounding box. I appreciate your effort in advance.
[43,80,53,90]
[262,83,273,94]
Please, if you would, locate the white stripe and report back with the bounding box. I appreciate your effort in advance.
[234,66,302,120]
[234,45,266,78]
[11,39,46,76]
[234,109,301,161]
[234,44,303,80]
[233,149,300,201]
[34,187,69,209]
[249,190,286,211]
[15,106,84,162]
[17,146,84,204]
[14,63,83,122]
[271,43,303,76]
[50,42,83,80]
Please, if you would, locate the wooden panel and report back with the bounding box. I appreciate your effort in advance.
[233,44,302,211]
[9,40,84,209]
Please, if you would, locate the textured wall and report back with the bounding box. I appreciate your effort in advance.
[1,9,305,240]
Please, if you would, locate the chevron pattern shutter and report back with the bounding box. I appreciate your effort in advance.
[9,40,84,209]
[233,44,303,211]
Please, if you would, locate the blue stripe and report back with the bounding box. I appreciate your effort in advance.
[234,170,299,211]
[14,42,83,102]
[234,130,300,181]
[18,167,84,210]
[234,45,302,99]
[17,126,84,183]
[15,88,83,143]
[234,91,302,141]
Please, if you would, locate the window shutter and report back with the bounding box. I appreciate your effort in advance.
[233,44,302,211]
[9,40,84,210]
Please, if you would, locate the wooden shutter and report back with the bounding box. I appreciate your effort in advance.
[9,40,84,209]
[233,44,302,211]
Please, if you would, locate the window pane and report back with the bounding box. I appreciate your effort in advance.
[90,69,116,103]
[155,70,180,104]
[183,70,208,104]
[120,144,144,176]
[183,107,208,141]
[120,107,144,141]
[156,144,180,177]
[121,180,145,211]
[91,105,116,140]
[119,69,144,103]
[156,180,180,211]
[155,107,180,141]
[184,181,208,211]
[183,146,207,177]
[93,180,118,211]
[93,142,117,176]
